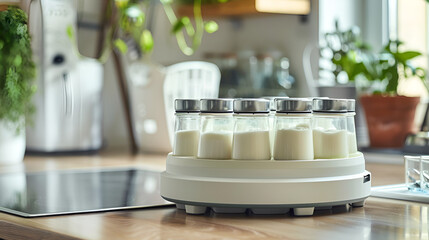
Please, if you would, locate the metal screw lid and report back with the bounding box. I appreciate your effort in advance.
[347,99,356,112]
[276,98,312,113]
[200,99,234,113]
[233,98,270,113]
[175,99,200,112]
[312,98,348,113]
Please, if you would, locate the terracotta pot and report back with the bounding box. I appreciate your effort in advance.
[360,95,420,148]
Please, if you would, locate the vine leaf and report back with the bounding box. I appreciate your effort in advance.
[114,39,128,54]
[140,30,154,53]
[204,21,218,33]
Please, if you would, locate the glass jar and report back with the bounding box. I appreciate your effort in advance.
[173,99,200,157]
[312,98,348,159]
[232,99,271,160]
[273,98,313,160]
[197,99,234,159]
[263,96,288,153]
[346,99,358,156]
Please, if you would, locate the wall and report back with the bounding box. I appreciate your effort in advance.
[319,0,387,49]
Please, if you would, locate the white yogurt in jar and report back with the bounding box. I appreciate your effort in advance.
[232,131,271,160]
[173,130,200,156]
[198,131,233,159]
[347,132,358,155]
[313,128,348,159]
[274,125,313,160]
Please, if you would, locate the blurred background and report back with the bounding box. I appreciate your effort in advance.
[3,0,429,155]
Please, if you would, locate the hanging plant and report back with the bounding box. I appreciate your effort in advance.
[0,7,36,132]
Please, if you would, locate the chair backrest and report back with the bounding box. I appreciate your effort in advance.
[164,61,221,147]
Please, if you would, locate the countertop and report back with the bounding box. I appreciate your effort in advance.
[0,151,425,240]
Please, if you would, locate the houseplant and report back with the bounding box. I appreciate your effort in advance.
[358,40,427,148]
[0,7,36,164]
[90,0,221,58]
[320,20,369,85]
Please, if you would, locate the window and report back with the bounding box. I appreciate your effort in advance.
[396,0,428,97]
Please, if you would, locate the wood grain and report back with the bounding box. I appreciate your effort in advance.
[0,152,422,240]
[0,220,81,240]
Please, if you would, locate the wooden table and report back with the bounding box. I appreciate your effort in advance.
[0,152,425,240]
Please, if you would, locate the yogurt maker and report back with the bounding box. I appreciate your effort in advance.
[160,98,371,216]
[161,153,370,216]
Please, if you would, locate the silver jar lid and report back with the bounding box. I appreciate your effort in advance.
[175,99,200,112]
[276,98,312,113]
[234,98,270,113]
[313,98,348,113]
[200,99,233,113]
[347,99,356,112]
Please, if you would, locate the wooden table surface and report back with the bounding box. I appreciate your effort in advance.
[0,151,425,240]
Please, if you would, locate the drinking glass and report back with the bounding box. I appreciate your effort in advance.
[420,156,429,193]
[404,155,422,192]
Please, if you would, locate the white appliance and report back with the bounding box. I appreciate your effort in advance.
[26,0,104,152]
[126,61,220,153]
[161,153,371,216]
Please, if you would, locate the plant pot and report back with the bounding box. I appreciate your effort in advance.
[360,95,420,148]
[0,120,25,165]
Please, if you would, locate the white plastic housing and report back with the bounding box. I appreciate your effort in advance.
[161,153,371,208]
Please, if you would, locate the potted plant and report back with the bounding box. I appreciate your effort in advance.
[0,7,36,164]
[358,40,427,148]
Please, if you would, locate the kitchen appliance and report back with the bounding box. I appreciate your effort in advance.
[26,0,104,153]
[0,168,172,217]
[127,61,220,153]
[160,153,371,216]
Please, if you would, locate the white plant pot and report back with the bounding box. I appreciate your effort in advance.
[0,120,25,165]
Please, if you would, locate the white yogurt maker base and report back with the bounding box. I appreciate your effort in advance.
[160,153,371,216]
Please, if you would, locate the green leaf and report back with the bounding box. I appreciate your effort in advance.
[115,0,129,8]
[204,21,218,33]
[125,5,145,27]
[13,55,22,66]
[396,51,421,63]
[114,39,128,54]
[385,66,399,93]
[172,18,186,34]
[139,30,154,53]
[66,25,74,39]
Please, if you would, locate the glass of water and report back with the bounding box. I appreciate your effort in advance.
[420,156,429,193]
[404,155,422,192]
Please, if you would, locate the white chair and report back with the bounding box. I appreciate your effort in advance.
[129,61,220,153]
[164,61,221,150]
